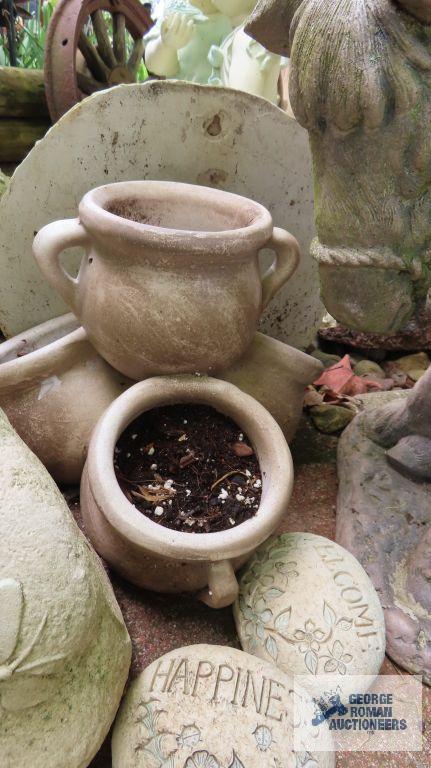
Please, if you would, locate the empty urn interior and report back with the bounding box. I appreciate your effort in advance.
[0,315,79,364]
[105,194,256,233]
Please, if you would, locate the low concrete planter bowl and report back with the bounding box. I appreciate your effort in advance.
[80,376,293,608]
[0,313,130,484]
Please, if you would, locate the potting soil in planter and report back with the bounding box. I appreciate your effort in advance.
[114,404,262,533]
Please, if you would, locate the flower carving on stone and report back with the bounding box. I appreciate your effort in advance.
[294,620,326,654]
[237,539,355,675]
[184,752,220,768]
[323,641,353,676]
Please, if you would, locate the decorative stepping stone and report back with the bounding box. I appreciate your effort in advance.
[0,80,321,349]
[234,533,385,696]
[0,408,131,767]
[112,644,334,768]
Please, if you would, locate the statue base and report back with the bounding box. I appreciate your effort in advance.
[336,405,431,685]
[319,310,431,352]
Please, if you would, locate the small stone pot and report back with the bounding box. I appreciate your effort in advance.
[80,376,293,609]
[33,180,299,379]
[219,332,323,442]
[0,314,130,484]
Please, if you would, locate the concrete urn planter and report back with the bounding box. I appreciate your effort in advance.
[0,313,130,484]
[33,180,300,379]
[80,376,294,608]
[112,644,334,768]
[0,409,131,768]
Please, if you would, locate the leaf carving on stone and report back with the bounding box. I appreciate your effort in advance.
[0,579,23,663]
[323,601,337,627]
[228,751,246,768]
[304,650,319,675]
[0,578,66,714]
[274,608,292,635]
[265,634,278,661]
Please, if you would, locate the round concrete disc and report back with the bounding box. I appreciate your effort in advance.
[0,80,321,347]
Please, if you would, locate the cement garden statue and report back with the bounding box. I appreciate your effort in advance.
[247,0,431,334]
[145,0,286,103]
[246,0,431,682]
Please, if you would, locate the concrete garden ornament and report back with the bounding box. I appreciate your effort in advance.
[337,365,431,684]
[234,533,385,698]
[80,376,293,608]
[0,313,130,484]
[145,0,286,103]
[247,0,431,335]
[33,180,299,379]
[111,644,335,767]
[0,409,131,767]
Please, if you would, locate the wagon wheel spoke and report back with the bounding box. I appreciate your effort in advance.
[113,12,126,64]
[91,9,117,69]
[78,31,110,82]
[127,37,144,74]
[77,71,107,95]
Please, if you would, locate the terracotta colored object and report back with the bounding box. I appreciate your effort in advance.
[234,532,385,699]
[246,0,431,335]
[44,0,153,121]
[219,332,322,442]
[33,180,300,379]
[111,644,334,767]
[80,376,293,609]
[337,369,431,684]
[0,409,131,767]
[0,313,130,484]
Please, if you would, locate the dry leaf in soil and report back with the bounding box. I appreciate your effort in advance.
[313,354,388,399]
[132,485,176,504]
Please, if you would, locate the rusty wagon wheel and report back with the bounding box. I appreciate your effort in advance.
[44,0,153,122]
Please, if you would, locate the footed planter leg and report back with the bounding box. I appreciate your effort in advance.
[199,560,240,609]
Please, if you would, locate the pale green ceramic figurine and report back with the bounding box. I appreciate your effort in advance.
[145,0,285,103]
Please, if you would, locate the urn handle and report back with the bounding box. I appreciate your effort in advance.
[199,560,239,610]
[33,218,89,311]
[261,227,300,309]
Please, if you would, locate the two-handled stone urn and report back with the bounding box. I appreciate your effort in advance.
[33,180,300,379]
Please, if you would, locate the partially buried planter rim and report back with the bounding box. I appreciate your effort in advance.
[0,313,82,390]
[85,376,293,561]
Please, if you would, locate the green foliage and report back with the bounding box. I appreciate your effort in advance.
[0,0,56,68]
[0,1,149,78]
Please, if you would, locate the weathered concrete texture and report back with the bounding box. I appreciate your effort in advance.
[247,0,431,335]
[112,645,334,768]
[0,80,322,348]
[0,411,131,768]
[336,410,431,685]
[33,182,300,378]
[234,532,385,698]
